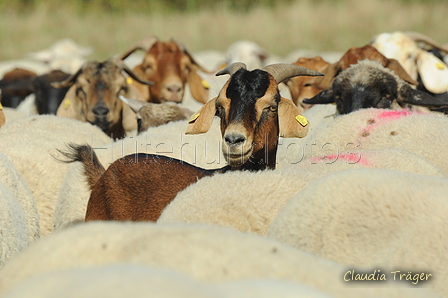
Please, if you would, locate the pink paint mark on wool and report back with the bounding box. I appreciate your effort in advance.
[309,153,368,165]
[377,109,414,120]
[361,109,418,138]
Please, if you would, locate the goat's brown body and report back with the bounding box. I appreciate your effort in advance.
[85,153,226,221]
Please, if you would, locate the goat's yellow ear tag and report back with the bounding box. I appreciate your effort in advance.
[64,99,71,109]
[436,62,446,70]
[189,113,200,123]
[0,103,3,110]
[295,115,308,127]
[126,77,134,85]
[201,79,210,89]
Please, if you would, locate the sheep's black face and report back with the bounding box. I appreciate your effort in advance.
[334,72,398,115]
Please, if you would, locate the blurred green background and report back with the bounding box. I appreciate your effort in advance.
[0,0,446,61]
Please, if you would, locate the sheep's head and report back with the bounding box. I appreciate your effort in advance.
[186,63,323,170]
[303,60,448,115]
[121,37,212,104]
[53,58,153,136]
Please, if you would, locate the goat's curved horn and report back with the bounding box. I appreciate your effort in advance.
[263,63,324,84]
[216,62,247,77]
[119,36,159,60]
[110,57,154,86]
[51,62,90,88]
[170,38,214,74]
[404,31,448,54]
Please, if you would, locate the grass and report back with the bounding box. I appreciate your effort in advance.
[0,0,447,63]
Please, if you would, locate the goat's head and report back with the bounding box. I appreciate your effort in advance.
[120,37,212,104]
[53,58,153,137]
[186,63,323,170]
[304,60,448,115]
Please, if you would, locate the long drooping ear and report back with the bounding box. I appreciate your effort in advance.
[56,86,84,121]
[398,84,448,107]
[386,59,419,86]
[185,97,217,135]
[416,49,448,94]
[187,66,210,104]
[302,88,335,105]
[0,104,5,127]
[278,97,309,138]
[285,79,301,106]
[312,62,341,90]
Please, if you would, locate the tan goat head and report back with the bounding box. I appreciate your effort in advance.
[120,36,213,104]
[53,58,153,139]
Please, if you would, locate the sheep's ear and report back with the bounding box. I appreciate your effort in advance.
[188,67,210,104]
[398,84,448,107]
[185,97,217,134]
[278,97,309,138]
[302,88,335,105]
[417,50,448,94]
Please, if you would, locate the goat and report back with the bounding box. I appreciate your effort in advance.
[0,68,38,108]
[53,58,153,139]
[119,95,193,134]
[283,56,330,110]
[0,70,71,115]
[120,36,212,104]
[59,62,322,222]
[303,60,448,115]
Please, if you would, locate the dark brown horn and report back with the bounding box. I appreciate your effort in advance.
[216,62,247,77]
[51,62,90,88]
[110,58,154,86]
[404,31,448,54]
[170,38,214,74]
[119,36,159,60]
[263,63,324,84]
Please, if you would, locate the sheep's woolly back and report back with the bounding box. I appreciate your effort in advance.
[54,118,223,230]
[2,264,333,298]
[0,115,112,236]
[2,107,27,123]
[299,108,448,174]
[0,181,30,269]
[159,148,444,235]
[268,169,448,297]
[0,152,39,242]
[336,59,407,90]
[0,222,436,298]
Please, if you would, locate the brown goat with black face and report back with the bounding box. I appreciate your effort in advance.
[53,58,153,139]
[120,36,212,104]
[60,63,322,222]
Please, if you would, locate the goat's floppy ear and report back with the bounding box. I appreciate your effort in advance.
[285,79,300,106]
[187,67,210,104]
[398,84,448,107]
[278,97,309,138]
[416,50,448,94]
[302,88,335,105]
[185,97,217,134]
[386,59,418,86]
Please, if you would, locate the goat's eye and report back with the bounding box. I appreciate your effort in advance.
[264,105,277,113]
[303,83,312,87]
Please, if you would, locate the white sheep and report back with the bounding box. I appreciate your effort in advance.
[0,181,30,269]
[0,152,39,242]
[54,118,224,230]
[158,147,444,235]
[0,115,112,236]
[294,108,448,174]
[268,168,448,297]
[0,221,436,298]
[1,264,333,298]
[1,107,27,123]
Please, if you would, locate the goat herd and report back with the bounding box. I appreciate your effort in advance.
[0,31,448,297]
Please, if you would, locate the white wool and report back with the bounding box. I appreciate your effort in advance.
[0,181,30,269]
[0,152,39,242]
[2,107,27,123]
[159,148,444,235]
[0,115,112,236]
[1,264,333,298]
[0,221,435,298]
[268,169,448,297]
[298,108,448,174]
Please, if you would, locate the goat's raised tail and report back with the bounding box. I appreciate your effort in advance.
[57,143,105,190]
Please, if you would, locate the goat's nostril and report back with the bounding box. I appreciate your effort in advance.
[225,133,246,146]
[167,84,182,94]
[93,105,109,116]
